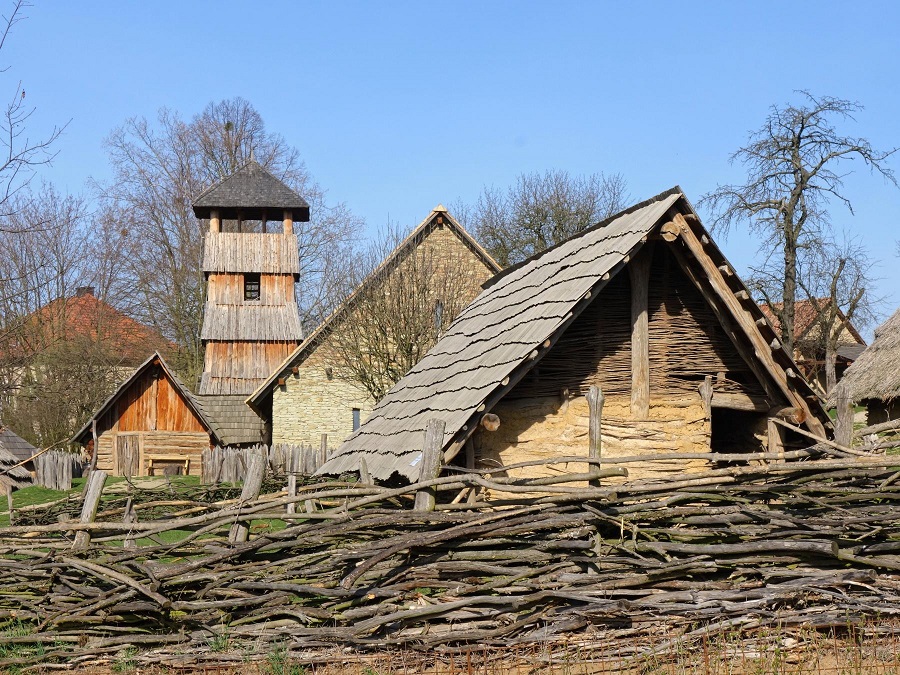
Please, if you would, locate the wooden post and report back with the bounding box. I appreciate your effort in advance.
[767,418,784,460]
[699,375,714,419]
[283,209,293,235]
[89,419,99,472]
[628,248,651,419]
[229,454,265,544]
[359,457,371,485]
[6,486,13,526]
[74,470,107,550]
[286,447,299,515]
[587,385,604,487]
[414,419,445,511]
[319,433,328,467]
[123,497,137,550]
[209,208,220,233]
[835,386,854,448]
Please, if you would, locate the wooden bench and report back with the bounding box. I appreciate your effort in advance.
[147,455,190,476]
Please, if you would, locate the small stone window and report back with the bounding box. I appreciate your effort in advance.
[244,273,261,301]
[352,408,361,432]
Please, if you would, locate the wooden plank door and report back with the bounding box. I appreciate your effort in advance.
[116,435,139,477]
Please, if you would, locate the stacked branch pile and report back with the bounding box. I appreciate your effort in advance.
[2,436,900,668]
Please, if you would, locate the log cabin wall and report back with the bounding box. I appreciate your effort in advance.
[93,367,209,477]
[479,244,772,480]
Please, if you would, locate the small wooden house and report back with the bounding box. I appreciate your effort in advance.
[833,306,900,425]
[72,353,222,476]
[248,206,501,448]
[0,428,33,490]
[319,188,831,483]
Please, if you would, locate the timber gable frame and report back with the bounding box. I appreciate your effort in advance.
[72,352,219,447]
[246,205,501,413]
[318,187,831,482]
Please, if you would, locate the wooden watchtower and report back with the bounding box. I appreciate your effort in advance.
[193,160,309,396]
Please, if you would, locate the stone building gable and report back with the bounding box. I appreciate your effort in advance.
[268,208,500,448]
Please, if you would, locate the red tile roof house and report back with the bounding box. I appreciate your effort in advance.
[759,298,866,394]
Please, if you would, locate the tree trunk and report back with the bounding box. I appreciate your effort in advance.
[825,340,837,395]
[782,234,797,354]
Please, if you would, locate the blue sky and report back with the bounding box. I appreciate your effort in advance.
[8,1,900,330]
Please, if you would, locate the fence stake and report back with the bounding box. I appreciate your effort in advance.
[286,447,299,515]
[835,387,854,448]
[229,454,265,544]
[319,434,328,468]
[123,497,137,550]
[587,385,604,487]
[74,469,107,550]
[359,457,371,485]
[414,418,445,512]
[6,485,13,526]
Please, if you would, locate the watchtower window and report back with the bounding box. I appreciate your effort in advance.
[244,273,261,301]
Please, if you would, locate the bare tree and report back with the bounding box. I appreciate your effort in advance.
[0,1,64,220]
[0,187,133,447]
[456,170,629,267]
[798,237,878,394]
[701,92,896,353]
[326,225,485,401]
[98,98,362,386]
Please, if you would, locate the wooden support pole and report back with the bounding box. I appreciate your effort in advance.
[359,457,371,485]
[414,418,445,511]
[699,375,714,419]
[209,208,220,233]
[767,418,785,460]
[229,454,265,544]
[286,447,299,515]
[834,386,854,448]
[283,209,293,235]
[74,470,107,550]
[587,385,604,487]
[628,247,651,420]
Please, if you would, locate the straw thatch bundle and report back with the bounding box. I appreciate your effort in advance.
[833,306,900,405]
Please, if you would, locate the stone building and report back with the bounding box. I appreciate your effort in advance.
[248,206,501,449]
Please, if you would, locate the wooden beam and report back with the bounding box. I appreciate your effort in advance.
[283,209,293,235]
[209,209,220,234]
[628,246,651,419]
[663,213,826,438]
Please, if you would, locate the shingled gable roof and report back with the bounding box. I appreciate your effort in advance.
[72,352,218,445]
[246,205,501,409]
[317,187,830,482]
[0,427,37,464]
[192,160,311,222]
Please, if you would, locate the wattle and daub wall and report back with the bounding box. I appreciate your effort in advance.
[478,244,770,480]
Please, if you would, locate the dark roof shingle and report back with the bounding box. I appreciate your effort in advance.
[192,160,310,222]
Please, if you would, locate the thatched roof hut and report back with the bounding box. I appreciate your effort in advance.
[832,307,900,425]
